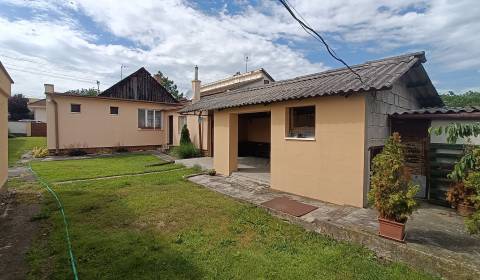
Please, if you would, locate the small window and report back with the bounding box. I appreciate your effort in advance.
[138,109,162,129]
[71,104,81,113]
[178,116,187,133]
[110,106,119,115]
[264,80,270,84]
[287,106,315,138]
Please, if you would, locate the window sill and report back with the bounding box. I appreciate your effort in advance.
[284,137,315,141]
[138,128,163,131]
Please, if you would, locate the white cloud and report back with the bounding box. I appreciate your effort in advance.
[0,0,479,97]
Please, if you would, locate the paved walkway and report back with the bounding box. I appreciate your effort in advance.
[188,174,480,280]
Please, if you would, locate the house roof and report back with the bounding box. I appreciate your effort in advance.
[390,106,480,120]
[180,51,442,113]
[47,92,185,107]
[0,61,14,83]
[28,99,46,107]
[99,67,178,104]
[201,68,274,97]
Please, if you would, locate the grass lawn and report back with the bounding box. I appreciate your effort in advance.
[30,153,183,182]
[8,137,46,166]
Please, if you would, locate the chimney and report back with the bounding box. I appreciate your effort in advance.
[192,65,201,103]
[44,84,54,94]
[153,73,162,84]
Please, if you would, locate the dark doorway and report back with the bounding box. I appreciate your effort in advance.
[168,115,173,145]
[238,112,271,158]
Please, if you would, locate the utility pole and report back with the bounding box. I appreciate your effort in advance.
[120,64,127,80]
[244,55,249,73]
[96,80,100,93]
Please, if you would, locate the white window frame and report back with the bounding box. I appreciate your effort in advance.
[138,109,163,130]
[285,105,316,140]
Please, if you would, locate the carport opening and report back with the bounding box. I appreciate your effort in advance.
[236,112,271,183]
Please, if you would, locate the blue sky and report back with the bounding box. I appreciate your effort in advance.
[0,0,478,98]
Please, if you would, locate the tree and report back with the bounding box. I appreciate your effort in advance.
[440,91,480,107]
[8,94,31,120]
[180,124,191,145]
[64,88,98,96]
[155,71,184,100]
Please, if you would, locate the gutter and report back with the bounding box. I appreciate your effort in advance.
[47,94,60,153]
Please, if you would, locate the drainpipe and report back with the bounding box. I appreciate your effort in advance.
[198,111,203,153]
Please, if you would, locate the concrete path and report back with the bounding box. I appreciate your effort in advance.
[188,174,480,280]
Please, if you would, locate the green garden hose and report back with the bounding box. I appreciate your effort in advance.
[28,163,79,280]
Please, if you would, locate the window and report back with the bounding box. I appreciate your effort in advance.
[110,106,119,115]
[138,109,162,129]
[264,80,270,85]
[287,106,315,138]
[178,116,187,133]
[70,104,81,113]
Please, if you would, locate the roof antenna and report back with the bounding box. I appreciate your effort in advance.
[244,54,249,73]
[120,64,128,80]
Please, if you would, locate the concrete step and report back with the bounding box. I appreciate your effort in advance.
[227,173,270,193]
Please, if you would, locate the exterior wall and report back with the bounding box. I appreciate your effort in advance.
[166,111,208,151]
[47,95,176,151]
[239,115,270,143]
[213,95,366,207]
[8,121,30,135]
[431,119,480,145]
[32,107,47,122]
[0,68,12,188]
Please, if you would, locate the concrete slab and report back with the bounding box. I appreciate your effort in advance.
[188,174,480,280]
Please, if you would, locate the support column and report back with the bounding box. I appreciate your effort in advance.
[213,111,238,175]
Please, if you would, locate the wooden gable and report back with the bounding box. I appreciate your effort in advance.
[99,67,178,103]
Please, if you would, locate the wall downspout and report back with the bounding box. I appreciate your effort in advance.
[50,94,60,154]
[198,111,203,153]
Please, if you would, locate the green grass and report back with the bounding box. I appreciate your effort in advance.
[8,137,46,166]
[30,154,183,182]
[22,156,436,280]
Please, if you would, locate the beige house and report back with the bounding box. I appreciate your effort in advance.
[181,52,443,207]
[46,68,182,154]
[28,99,47,122]
[0,62,13,187]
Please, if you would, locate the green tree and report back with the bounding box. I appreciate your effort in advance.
[8,94,32,120]
[65,88,98,96]
[155,71,184,100]
[180,124,192,145]
[440,91,480,107]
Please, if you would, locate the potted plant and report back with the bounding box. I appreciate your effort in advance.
[446,182,476,216]
[368,133,419,242]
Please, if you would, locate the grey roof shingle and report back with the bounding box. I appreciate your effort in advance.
[180,51,439,113]
[392,106,480,116]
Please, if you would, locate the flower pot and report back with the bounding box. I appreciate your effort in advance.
[378,217,406,242]
[457,203,475,217]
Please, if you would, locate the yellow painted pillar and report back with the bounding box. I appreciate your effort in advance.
[213,111,238,175]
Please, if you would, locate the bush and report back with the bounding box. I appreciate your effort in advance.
[32,146,49,158]
[68,149,87,157]
[368,133,419,223]
[173,143,200,159]
[180,124,192,145]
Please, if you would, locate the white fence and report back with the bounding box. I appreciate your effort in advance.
[8,121,30,135]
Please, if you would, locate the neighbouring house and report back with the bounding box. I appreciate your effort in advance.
[0,62,13,187]
[181,51,444,208]
[166,67,275,155]
[46,67,183,154]
[28,99,47,122]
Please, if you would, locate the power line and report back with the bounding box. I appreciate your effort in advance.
[4,64,97,84]
[278,0,364,84]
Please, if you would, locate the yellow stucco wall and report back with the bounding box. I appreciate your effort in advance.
[47,95,179,150]
[213,95,366,207]
[166,111,208,151]
[0,67,12,188]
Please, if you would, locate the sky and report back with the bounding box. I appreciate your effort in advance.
[0,0,479,98]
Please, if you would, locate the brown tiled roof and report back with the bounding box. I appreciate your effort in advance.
[180,51,441,113]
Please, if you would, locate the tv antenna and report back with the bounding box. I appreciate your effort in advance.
[244,55,249,73]
[120,64,128,80]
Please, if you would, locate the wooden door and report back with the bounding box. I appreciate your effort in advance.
[168,116,173,145]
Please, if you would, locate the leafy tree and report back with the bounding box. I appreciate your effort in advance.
[8,94,32,120]
[440,91,480,107]
[65,88,98,96]
[155,71,184,100]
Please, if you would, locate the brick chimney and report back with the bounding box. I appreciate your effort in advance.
[44,84,54,94]
[192,65,201,103]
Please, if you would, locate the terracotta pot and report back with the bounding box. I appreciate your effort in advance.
[457,203,475,217]
[378,217,406,242]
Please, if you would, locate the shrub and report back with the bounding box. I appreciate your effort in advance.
[68,149,87,157]
[180,124,192,145]
[32,146,49,158]
[114,147,129,153]
[368,132,419,223]
[173,143,200,159]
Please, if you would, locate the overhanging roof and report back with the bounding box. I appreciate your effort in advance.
[391,107,480,120]
[180,51,442,113]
